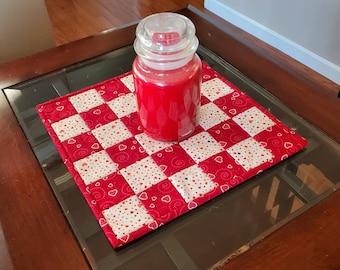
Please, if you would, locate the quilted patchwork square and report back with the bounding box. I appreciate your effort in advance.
[199,102,230,130]
[102,195,154,239]
[221,91,254,116]
[151,144,196,177]
[180,131,224,163]
[120,74,135,92]
[87,172,135,211]
[202,78,234,101]
[51,114,90,142]
[233,106,276,136]
[96,80,131,102]
[107,92,137,118]
[80,103,118,129]
[92,119,132,149]
[106,137,148,170]
[120,112,143,136]
[137,179,187,223]
[135,132,175,155]
[62,132,103,162]
[69,89,105,113]
[168,164,216,203]
[199,151,246,188]
[207,119,250,149]
[36,99,78,123]
[226,137,273,171]
[73,150,118,185]
[120,156,167,194]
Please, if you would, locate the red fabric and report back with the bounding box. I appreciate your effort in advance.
[37,62,308,248]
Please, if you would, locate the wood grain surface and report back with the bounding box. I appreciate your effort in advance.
[45,0,204,45]
[0,2,339,270]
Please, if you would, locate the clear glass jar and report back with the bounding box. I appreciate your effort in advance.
[133,12,202,141]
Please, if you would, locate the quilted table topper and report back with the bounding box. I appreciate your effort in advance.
[37,62,308,248]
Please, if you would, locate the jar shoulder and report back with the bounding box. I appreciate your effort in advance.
[133,54,202,82]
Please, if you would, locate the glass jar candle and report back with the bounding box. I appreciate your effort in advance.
[133,12,202,141]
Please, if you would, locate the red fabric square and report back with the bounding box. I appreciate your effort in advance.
[151,144,196,177]
[137,179,188,224]
[61,132,103,162]
[37,98,77,122]
[80,103,118,129]
[214,90,254,117]
[106,137,148,170]
[96,79,131,102]
[208,119,250,149]
[201,61,219,82]
[254,122,308,161]
[199,151,247,188]
[87,172,135,211]
[120,112,143,136]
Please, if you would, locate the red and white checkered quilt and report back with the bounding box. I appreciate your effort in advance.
[37,62,308,247]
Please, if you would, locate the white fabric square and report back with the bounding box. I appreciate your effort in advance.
[51,114,90,142]
[169,165,216,202]
[92,119,132,149]
[180,132,224,163]
[120,156,167,194]
[73,150,118,185]
[69,89,105,113]
[102,195,154,239]
[233,107,275,136]
[202,78,234,101]
[120,74,135,92]
[226,137,273,171]
[135,133,175,155]
[107,93,137,118]
[199,102,230,130]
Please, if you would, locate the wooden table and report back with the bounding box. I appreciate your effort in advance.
[0,6,339,270]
